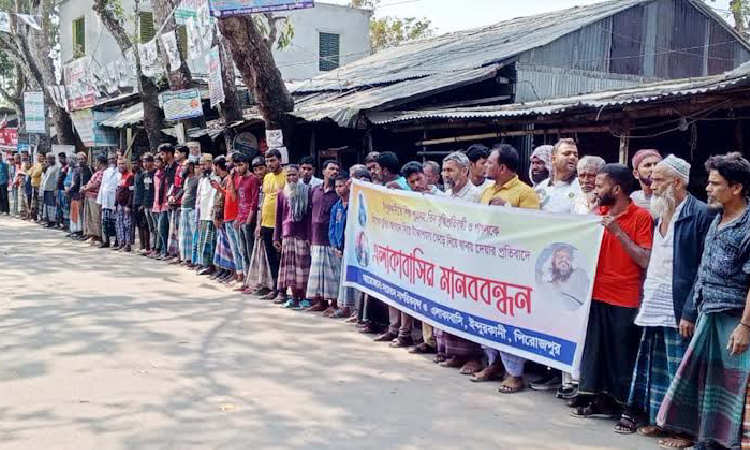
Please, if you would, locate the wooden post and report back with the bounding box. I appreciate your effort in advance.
[619,134,630,165]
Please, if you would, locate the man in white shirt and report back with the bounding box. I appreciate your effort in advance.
[299,156,323,188]
[196,153,219,275]
[529,145,553,188]
[534,139,582,213]
[466,144,494,192]
[96,153,121,248]
[40,152,59,227]
[573,156,606,214]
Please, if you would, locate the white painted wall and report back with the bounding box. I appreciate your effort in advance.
[58,0,372,82]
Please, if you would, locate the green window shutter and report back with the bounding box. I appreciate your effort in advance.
[139,12,155,43]
[177,25,188,60]
[319,32,340,72]
[73,17,85,56]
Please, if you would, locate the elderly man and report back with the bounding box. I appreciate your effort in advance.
[40,152,60,227]
[529,145,553,187]
[630,149,662,209]
[610,155,713,444]
[657,153,750,450]
[82,156,106,243]
[423,160,442,193]
[574,156,606,214]
[473,144,540,394]
[570,164,653,419]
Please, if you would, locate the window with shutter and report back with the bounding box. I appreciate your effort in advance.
[139,12,155,43]
[72,17,85,56]
[177,25,188,61]
[319,32,340,72]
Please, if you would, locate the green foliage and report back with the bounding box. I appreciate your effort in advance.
[707,0,749,33]
[253,15,294,50]
[349,0,435,52]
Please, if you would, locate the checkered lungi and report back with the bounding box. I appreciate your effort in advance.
[179,207,196,263]
[195,220,217,267]
[277,236,311,292]
[115,205,133,246]
[245,235,273,290]
[43,190,56,222]
[101,207,116,238]
[214,223,236,271]
[225,221,244,275]
[628,326,688,426]
[167,209,180,256]
[306,245,341,299]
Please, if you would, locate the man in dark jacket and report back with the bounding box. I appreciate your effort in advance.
[614,155,714,447]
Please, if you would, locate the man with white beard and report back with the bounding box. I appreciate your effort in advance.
[613,155,713,446]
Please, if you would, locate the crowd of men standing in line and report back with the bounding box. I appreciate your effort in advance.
[1,139,750,450]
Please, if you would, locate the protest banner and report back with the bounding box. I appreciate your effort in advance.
[0,128,17,149]
[160,89,204,121]
[341,181,604,376]
[23,91,46,134]
[208,0,314,17]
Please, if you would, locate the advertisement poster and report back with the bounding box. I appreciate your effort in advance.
[208,0,314,17]
[342,181,604,376]
[160,89,204,121]
[207,46,225,108]
[24,91,46,134]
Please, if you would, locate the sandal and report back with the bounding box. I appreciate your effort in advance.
[458,360,483,375]
[329,309,348,319]
[614,414,638,434]
[638,425,667,438]
[283,298,298,308]
[658,438,694,449]
[498,377,524,394]
[410,342,437,354]
[440,357,466,368]
[433,353,447,364]
[470,366,503,382]
[570,404,616,419]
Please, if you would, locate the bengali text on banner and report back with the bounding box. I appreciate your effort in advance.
[341,180,604,376]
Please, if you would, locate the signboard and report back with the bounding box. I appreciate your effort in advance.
[24,91,46,134]
[0,128,18,148]
[160,89,204,121]
[207,46,225,107]
[233,132,258,154]
[208,0,314,17]
[342,181,604,376]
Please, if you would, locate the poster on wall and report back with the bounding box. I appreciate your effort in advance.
[160,89,204,121]
[24,91,46,134]
[207,46,225,108]
[208,0,314,17]
[0,128,18,149]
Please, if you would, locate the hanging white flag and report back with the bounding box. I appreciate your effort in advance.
[207,45,225,108]
[186,17,203,61]
[16,14,41,31]
[160,30,181,72]
[0,12,11,33]
[140,40,160,77]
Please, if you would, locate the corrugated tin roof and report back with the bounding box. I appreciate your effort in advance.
[289,0,748,95]
[100,103,144,128]
[368,61,750,124]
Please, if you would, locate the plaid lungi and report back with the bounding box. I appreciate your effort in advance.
[57,190,70,222]
[224,221,244,275]
[195,221,217,267]
[43,190,56,222]
[658,312,750,449]
[214,223,236,271]
[245,235,273,290]
[18,187,28,216]
[167,209,180,256]
[306,245,341,299]
[278,236,311,292]
[628,326,688,426]
[179,207,196,263]
[84,197,101,238]
[115,205,133,246]
[70,199,82,233]
[436,330,482,357]
[742,377,750,450]
[101,207,116,237]
[336,260,360,308]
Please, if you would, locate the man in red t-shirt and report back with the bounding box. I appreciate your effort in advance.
[570,163,653,419]
[232,153,261,292]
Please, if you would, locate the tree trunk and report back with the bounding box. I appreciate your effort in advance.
[218,16,293,133]
[212,28,243,153]
[92,0,165,152]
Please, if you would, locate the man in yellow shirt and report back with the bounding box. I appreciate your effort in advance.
[28,152,44,222]
[258,149,286,300]
[473,144,540,395]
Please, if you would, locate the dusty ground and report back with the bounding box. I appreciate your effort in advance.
[0,217,654,450]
